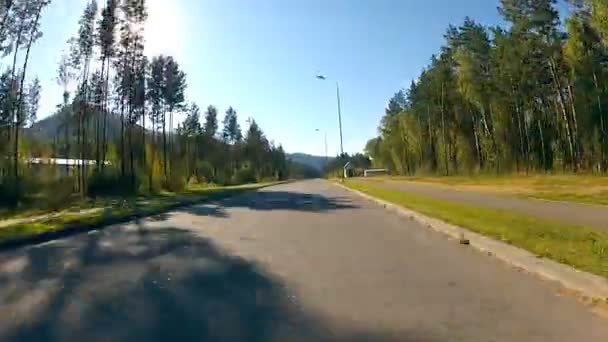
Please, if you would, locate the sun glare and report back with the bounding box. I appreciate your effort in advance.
[144,0,184,56]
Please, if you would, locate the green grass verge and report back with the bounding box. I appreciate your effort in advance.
[526,192,608,206]
[373,174,608,206]
[0,182,278,245]
[344,180,608,279]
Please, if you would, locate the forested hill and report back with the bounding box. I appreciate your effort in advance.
[366,1,608,176]
[287,153,333,171]
[28,110,127,142]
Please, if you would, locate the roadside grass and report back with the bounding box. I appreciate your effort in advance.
[0,182,278,245]
[369,174,608,206]
[344,180,608,279]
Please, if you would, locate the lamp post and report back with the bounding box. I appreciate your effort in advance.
[315,128,328,169]
[316,74,344,156]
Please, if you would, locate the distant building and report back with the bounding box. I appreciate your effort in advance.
[26,158,111,177]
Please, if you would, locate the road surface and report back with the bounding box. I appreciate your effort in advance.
[356,178,608,231]
[0,180,607,341]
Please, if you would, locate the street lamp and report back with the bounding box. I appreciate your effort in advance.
[316,74,344,156]
[315,128,328,168]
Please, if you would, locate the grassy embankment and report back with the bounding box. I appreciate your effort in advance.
[344,179,608,279]
[373,174,608,206]
[0,182,277,245]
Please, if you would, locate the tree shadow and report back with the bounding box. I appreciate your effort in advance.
[179,190,359,220]
[0,226,437,342]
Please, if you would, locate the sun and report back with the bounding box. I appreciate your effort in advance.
[144,0,184,57]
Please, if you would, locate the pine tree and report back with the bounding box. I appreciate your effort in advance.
[203,105,218,137]
[222,106,242,144]
[96,0,118,169]
[70,0,98,194]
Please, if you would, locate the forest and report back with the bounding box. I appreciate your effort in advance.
[366,0,608,176]
[0,0,292,210]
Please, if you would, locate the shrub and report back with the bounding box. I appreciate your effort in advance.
[233,167,256,185]
[162,173,187,192]
[88,171,138,197]
[43,177,77,211]
[0,179,21,208]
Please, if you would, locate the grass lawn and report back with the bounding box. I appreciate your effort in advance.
[344,180,608,279]
[371,174,608,206]
[0,182,278,245]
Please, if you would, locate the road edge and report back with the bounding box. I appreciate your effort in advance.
[334,182,608,302]
[0,181,291,252]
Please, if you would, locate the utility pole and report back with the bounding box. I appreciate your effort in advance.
[336,82,344,156]
[316,74,345,156]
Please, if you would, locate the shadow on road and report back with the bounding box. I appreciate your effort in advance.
[179,190,360,220]
[0,226,430,342]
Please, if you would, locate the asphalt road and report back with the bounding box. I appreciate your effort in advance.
[357,179,608,231]
[1,179,607,341]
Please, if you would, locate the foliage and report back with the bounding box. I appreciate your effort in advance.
[323,153,371,177]
[0,0,294,212]
[367,1,608,176]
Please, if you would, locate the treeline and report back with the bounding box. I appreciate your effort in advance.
[0,0,289,208]
[323,153,371,177]
[366,0,608,175]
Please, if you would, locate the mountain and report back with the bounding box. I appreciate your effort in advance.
[287,153,333,171]
[27,110,139,142]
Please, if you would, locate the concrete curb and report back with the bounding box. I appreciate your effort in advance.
[335,182,608,301]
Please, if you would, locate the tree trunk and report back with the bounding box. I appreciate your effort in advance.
[169,110,173,176]
[566,81,580,168]
[120,97,125,178]
[523,108,532,175]
[162,109,167,177]
[472,118,482,171]
[129,124,135,192]
[9,12,24,184]
[441,83,449,176]
[14,1,44,185]
[96,58,106,170]
[101,61,110,170]
[538,119,546,172]
[549,58,576,170]
[149,117,155,193]
[142,108,146,190]
[592,70,607,172]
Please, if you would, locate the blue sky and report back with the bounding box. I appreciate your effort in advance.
[28,0,568,156]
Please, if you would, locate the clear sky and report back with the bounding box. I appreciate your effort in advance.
[27,0,568,157]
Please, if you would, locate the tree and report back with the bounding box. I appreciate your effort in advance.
[244,118,269,179]
[69,0,98,194]
[24,76,40,127]
[147,54,166,178]
[96,0,118,169]
[179,103,202,178]
[222,106,242,144]
[161,55,185,177]
[203,105,218,137]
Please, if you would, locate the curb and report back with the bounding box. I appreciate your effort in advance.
[335,182,608,301]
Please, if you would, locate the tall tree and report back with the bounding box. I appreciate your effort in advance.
[162,55,186,176]
[203,105,218,137]
[222,106,242,144]
[70,0,98,194]
[96,0,118,169]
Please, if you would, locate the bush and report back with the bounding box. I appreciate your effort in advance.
[0,180,21,208]
[88,171,138,197]
[233,167,256,185]
[43,177,77,211]
[162,173,187,192]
